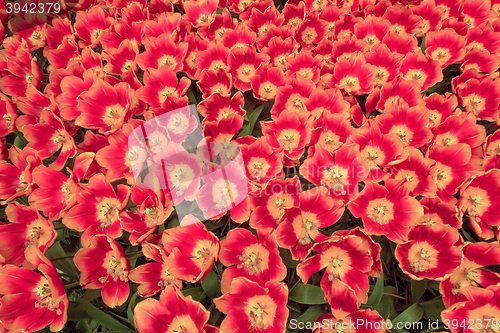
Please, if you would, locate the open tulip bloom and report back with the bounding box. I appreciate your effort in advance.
[3,1,500,332]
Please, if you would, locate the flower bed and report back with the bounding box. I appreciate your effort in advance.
[1,0,500,332]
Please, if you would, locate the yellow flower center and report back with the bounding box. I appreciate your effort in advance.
[238,251,263,275]
[471,195,482,204]
[35,282,63,314]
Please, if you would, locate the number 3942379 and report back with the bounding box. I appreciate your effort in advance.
[5,2,61,14]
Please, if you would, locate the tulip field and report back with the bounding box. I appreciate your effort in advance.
[0,0,500,332]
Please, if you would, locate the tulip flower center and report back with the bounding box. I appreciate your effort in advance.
[256,25,269,38]
[248,302,269,331]
[328,273,339,283]
[437,171,447,180]
[53,135,66,144]
[410,247,432,273]
[100,253,128,283]
[463,269,477,279]
[346,77,357,87]
[26,75,33,84]
[98,201,119,230]
[215,186,233,212]
[367,36,377,45]
[123,62,132,72]
[411,71,422,81]
[104,106,125,131]
[322,133,342,147]
[238,251,263,275]
[322,166,347,196]
[368,200,392,224]
[471,195,482,204]
[161,88,175,98]
[28,226,44,239]
[192,244,213,271]
[396,128,411,145]
[332,258,341,267]
[299,219,318,245]
[35,282,63,315]
[194,249,210,259]
[25,224,46,248]
[168,114,190,135]
[17,173,28,193]
[158,268,177,288]
[144,207,160,227]
[160,56,175,68]
[278,130,299,154]
[128,150,139,162]
[302,28,317,44]
[482,316,500,332]
[249,160,266,182]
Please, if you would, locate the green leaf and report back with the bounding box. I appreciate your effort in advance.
[187,88,197,104]
[15,195,29,206]
[279,248,300,268]
[427,280,440,291]
[45,241,79,277]
[366,270,384,306]
[82,289,102,302]
[420,298,446,321]
[207,219,226,231]
[67,303,90,321]
[392,303,423,333]
[127,292,139,330]
[167,218,180,229]
[288,283,326,305]
[74,295,132,331]
[201,269,221,299]
[13,131,27,149]
[462,229,476,243]
[208,308,221,326]
[421,34,427,54]
[289,305,325,333]
[181,287,204,300]
[238,103,265,138]
[287,303,302,314]
[375,286,398,319]
[411,279,428,303]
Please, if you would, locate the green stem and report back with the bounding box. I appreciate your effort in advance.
[126,253,144,261]
[64,281,81,290]
[51,256,74,261]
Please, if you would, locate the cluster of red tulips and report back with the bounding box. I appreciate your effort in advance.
[0,0,500,332]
